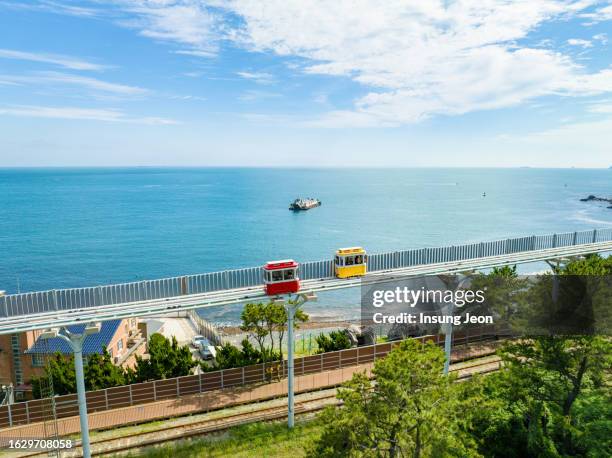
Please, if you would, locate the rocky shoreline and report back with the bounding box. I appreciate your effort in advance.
[580,195,612,209]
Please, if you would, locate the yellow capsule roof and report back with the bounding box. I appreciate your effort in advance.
[336,247,366,255]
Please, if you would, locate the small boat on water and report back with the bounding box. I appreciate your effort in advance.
[289,197,321,211]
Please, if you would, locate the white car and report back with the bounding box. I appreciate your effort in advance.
[192,335,216,360]
[192,335,206,348]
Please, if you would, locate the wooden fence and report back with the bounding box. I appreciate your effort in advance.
[0,325,504,428]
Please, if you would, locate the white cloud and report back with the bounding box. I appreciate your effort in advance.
[593,33,608,44]
[0,48,107,70]
[0,105,178,124]
[567,38,593,47]
[0,71,146,95]
[238,90,281,101]
[0,0,101,17]
[38,1,612,127]
[115,0,220,57]
[582,3,612,22]
[236,71,275,84]
[222,0,612,125]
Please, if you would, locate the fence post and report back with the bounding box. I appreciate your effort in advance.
[242,367,245,386]
[592,229,597,243]
[199,372,203,393]
[176,378,180,398]
[221,369,225,389]
[7,404,12,427]
[572,232,577,246]
[25,402,30,424]
[338,349,342,369]
[104,389,109,410]
[552,233,557,248]
[153,381,157,401]
[129,385,133,405]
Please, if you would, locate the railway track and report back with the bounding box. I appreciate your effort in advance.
[17,356,501,458]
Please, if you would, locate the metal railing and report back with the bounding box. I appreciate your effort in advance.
[187,310,226,346]
[1,228,611,319]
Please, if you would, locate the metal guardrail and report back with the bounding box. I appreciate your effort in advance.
[187,310,226,346]
[1,229,611,319]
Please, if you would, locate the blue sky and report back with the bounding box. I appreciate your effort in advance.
[0,1,611,167]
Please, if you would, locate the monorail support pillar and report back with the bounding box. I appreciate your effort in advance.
[286,304,296,428]
[280,293,317,429]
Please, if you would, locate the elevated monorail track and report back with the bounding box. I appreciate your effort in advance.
[2,236,611,334]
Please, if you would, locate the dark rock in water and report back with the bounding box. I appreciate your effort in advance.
[580,195,612,205]
[608,205,612,209]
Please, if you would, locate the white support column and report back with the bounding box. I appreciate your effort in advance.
[286,304,296,429]
[278,292,317,429]
[40,323,100,458]
[72,341,91,458]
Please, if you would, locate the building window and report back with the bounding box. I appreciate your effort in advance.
[32,354,45,367]
[117,339,123,352]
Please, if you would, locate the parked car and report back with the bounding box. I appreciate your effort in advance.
[192,335,206,348]
[192,335,216,360]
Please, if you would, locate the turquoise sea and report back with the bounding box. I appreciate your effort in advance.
[1,167,611,324]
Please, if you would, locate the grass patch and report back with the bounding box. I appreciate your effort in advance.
[121,418,322,458]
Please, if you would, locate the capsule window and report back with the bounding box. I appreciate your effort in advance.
[345,256,354,266]
[335,256,342,266]
[355,255,363,265]
[284,269,295,281]
[272,270,284,282]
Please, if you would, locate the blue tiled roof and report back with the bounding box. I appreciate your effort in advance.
[26,320,122,355]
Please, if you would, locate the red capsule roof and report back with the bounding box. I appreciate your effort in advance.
[264,259,299,270]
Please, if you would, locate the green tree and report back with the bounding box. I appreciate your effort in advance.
[491,265,518,277]
[31,352,75,398]
[463,254,612,457]
[241,301,309,362]
[134,334,196,381]
[315,330,352,354]
[553,253,612,275]
[210,339,267,370]
[266,301,309,360]
[241,302,269,362]
[311,339,478,457]
[84,346,127,391]
[32,348,130,397]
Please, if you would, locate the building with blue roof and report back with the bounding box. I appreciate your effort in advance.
[25,320,122,356]
[0,318,147,399]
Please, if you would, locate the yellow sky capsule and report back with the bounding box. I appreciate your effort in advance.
[334,247,367,278]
